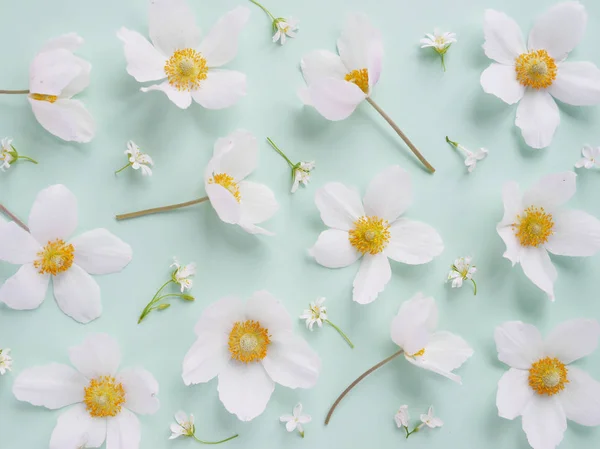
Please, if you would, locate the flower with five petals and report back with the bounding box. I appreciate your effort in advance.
[575,145,600,169]
[280,403,311,437]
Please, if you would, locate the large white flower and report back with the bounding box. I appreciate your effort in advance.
[28,33,95,142]
[205,130,278,235]
[117,0,249,110]
[182,291,321,422]
[13,333,159,449]
[495,320,600,449]
[0,184,132,323]
[480,2,600,149]
[496,172,600,300]
[309,166,444,304]
[391,293,473,383]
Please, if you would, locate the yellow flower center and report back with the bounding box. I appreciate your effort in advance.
[29,93,58,103]
[83,376,126,418]
[408,348,426,357]
[208,173,241,202]
[528,357,568,396]
[344,68,369,94]
[348,216,391,255]
[512,206,554,247]
[515,50,557,89]
[33,239,75,275]
[228,320,271,363]
[165,48,208,91]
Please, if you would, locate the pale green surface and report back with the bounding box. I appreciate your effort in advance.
[1,0,600,448]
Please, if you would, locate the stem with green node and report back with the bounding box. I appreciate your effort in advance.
[267,137,296,168]
[248,0,276,21]
[115,162,132,174]
[138,280,173,323]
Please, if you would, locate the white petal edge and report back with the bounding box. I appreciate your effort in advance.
[300,50,347,86]
[482,9,526,64]
[71,229,133,275]
[0,263,50,310]
[141,81,192,109]
[106,408,141,449]
[494,321,545,370]
[314,182,364,231]
[521,396,567,449]
[385,218,444,265]
[190,70,246,110]
[116,27,166,82]
[352,252,391,304]
[363,165,412,222]
[29,98,95,143]
[545,209,600,257]
[480,63,525,105]
[117,368,160,415]
[522,172,576,211]
[69,333,122,379]
[198,7,250,67]
[49,403,107,449]
[302,78,366,121]
[53,264,102,324]
[28,184,78,244]
[148,0,201,56]
[549,61,600,106]
[515,86,560,150]
[238,181,278,225]
[559,366,600,426]
[309,229,361,268]
[0,221,40,264]
[544,319,600,364]
[496,368,534,420]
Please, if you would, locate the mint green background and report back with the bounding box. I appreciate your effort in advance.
[1,0,600,448]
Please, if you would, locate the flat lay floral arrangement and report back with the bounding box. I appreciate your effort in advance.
[1,0,600,449]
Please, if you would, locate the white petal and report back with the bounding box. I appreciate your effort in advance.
[363,165,412,222]
[117,368,159,415]
[141,81,192,109]
[293,403,303,418]
[212,129,257,180]
[245,290,293,335]
[480,63,525,105]
[193,296,245,337]
[71,229,132,275]
[544,319,600,364]
[262,333,320,389]
[13,363,86,409]
[528,1,587,61]
[61,56,91,98]
[309,229,360,268]
[0,221,40,264]
[29,49,81,96]
[482,9,526,64]
[405,354,462,383]
[198,7,250,67]
[497,368,534,420]
[302,78,366,121]
[28,184,77,243]
[521,396,567,449]
[217,360,274,421]
[30,98,95,143]
[106,408,141,449]
[391,293,438,354]
[116,27,166,82]
[545,209,600,256]
[182,336,230,385]
[40,33,84,53]
[516,90,560,149]
[352,252,391,304]
[385,218,444,264]
[315,182,364,231]
[548,61,600,106]
[0,263,49,310]
[498,226,522,266]
[300,50,347,85]
[69,333,121,378]
[238,222,273,236]
[50,403,107,449]
[497,181,523,264]
[559,366,600,426]
[494,321,544,369]
[520,247,557,300]
[190,69,246,109]
[285,420,297,432]
[238,181,278,225]
[205,185,241,227]
[53,265,102,323]
[412,331,473,383]
[522,172,576,211]
[148,0,201,56]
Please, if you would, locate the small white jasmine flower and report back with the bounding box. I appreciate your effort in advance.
[420,29,456,71]
[171,258,196,292]
[169,411,195,439]
[273,18,299,45]
[446,137,488,173]
[280,403,311,438]
[420,406,443,429]
[575,145,600,169]
[395,405,410,428]
[116,140,153,176]
[300,297,327,330]
[292,161,315,193]
[447,256,478,294]
[0,137,38,171]
[0,348,13,375]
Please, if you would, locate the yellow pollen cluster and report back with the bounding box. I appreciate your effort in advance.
[408,348,426,357]
[209,173,241,202]
[348,216,391,255]
[29,93,58,103]
[344,68,369,94]
[33,239,75,275]
[83,376,126,418]
[165,48,208,91]
[528,357,568,396]
[512,206,554,247]
[228,320,271,363]
[515,50,557,89]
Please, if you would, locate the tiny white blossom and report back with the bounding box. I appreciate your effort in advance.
[1,138,15,171]
[420,29,457,52]
[273,17,299,45]
[280,403,311,437]
[575,145,600,169]
[169,411,195,440]
[126,140,153,176]
[0,348,12,375]
[447,256,477,293]
[171,258,196,292]
[300,297,327,330]
[292,161,315,193]
[446,137,487,173]
[420,406,443,429]
[395,405,410,428]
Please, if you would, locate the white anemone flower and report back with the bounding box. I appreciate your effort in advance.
[497,172,600,300]
[182,291,321,422]
[205,130,279,235]
[169,411,194,439]
[0,348,13,375]
[309,165,444,304]
[280,403,311,437]
[575,145,600,169]
[28,33,95,142]
[117,0,249,110]
[12,334,159,449]
[480,2,600,149]
[0,184,133,323]
[495,320,600,449]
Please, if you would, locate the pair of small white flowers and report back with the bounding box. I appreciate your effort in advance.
[447,256,478,295]
[248,0,299,45]
[0,348,12,375]
[575,145,600,169]
[280,403,311,438]
[395,405,443,439]
[170,411,238,444]
[300,297,354,348]
[420,29,457,71]
[446,137,488,173]
[0,138,37,171]
[267,138,314,193]
[115,141,153,176]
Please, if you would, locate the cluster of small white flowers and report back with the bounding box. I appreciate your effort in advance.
[395,405,443,438]
[1,138,15,171]
[0,348,12,375]
[171,258,196,292]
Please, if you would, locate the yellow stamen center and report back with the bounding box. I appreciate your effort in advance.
[515,50,557,89]
[408,348,426,357]
[348,216,391,255]
[83,376,126,418]
[512,206,554,247]
[228,320,271,363]
[29,93,58,103]
[344,68,369,94]
[33,239,75,275]
[208,173,241,202]
[528,357,568,396]
[165,48,208,91]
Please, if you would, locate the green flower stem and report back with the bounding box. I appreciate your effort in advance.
[248,0,276,21]
[441,53,446,72]
[445,136,460,148]
[115,196,209,221]
[16,155,38,164]
[0,204,29,231]
[325,320,354,348]
[115,162,132,174]
[192,433,239,445]
[0,89,29,94]
[472,279,478,296]
[138,280,174,323]
[154,293,194,302]
[405,425,420,439]
[267,137,296,168]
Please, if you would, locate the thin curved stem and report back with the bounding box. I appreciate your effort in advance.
[324,349,404,425]
[441,53,447,72]
[326,320,354,348]
[17,155,38,164]
[267,137,295,168]
[472,279,478,296]
[116,196,209,221]
[0,89,29,94]
[366,97,435,173]
[0,204,29,231]
[138,280,173,323]
[115,162,131,174]
[193,433,239,445]
[445,136,459,148]
[248,0,276,21]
